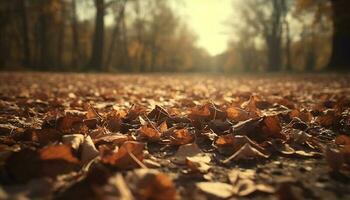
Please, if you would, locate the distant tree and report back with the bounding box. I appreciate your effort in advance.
[235,0,290,71]
[105,0,128,71]
[328,0,350,70]
[18,0,31,67]
[70,0,81,68]
[88,0,105,71]
[297,0,349,70]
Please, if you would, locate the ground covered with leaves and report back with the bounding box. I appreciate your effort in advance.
[0,72,350,200]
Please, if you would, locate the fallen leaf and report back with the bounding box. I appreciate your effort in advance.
[106,114,122,132]
[335,135,350,146]
[215,135,266,155]
[316,109,339,127]
[81,135,99,165]
[93,133,130,147]
[196,182,234,199]
[233,179,256,196]
[261,115,284,139]
[147,105,170,122]
[5,145,79,183]
[139,125,161,141]
[226,107,250,121]
[171,143,208,164]
[126,169,178,200]
[223,143,269,163]
[289,109,313,123]
[101,141,145,169]
[269,139,295,155]
[168,128,194,145]
[20,128,62,146]
[171,143,211,173]
[188,104,211,121]
[62,134,84,150]
[39,145,79,163]
[158,121,168,133]
[186,156,211,173]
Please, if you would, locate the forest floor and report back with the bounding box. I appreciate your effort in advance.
[0,72,350,200]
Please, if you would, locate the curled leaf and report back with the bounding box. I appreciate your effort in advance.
[223,143,269,163]
[139,125,161,141]
[81,135,99,165]
[168,128,194,145]
[101,141,145,169]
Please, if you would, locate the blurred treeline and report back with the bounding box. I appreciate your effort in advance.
[0,0,349,72]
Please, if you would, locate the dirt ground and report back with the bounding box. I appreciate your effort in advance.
[0,72,350,200]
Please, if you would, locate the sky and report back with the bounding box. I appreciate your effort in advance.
[178,0,233,56]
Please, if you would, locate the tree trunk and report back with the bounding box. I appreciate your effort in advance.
[267,36,282,71]
[18,0,31,67]
[105,0,127,70]
[57,0,65,69]
[284,20,292,71]
[88,0,105,71]
[328,0,350,70]
[71,0,80,68]
[266,0,283,71]
[121,14,130,71]
[38,13,55,69]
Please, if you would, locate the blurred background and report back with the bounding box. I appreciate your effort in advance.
[0,0,348,73]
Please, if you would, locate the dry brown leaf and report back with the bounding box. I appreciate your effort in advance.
[269,139,295,155]
[215,135,266,155]
[229,169,275,196]
[62,134,85,150]
[158,121,168,133]
[186,156,211,173]
[233,179,256,196]
[56,114,84,132]
[94,133,130,147]
[261,115,284,139]
[188,104,211,121]
[5,145,79,183]
[289,109,313,123]
[316,109,339,127]
[39,145,79,163]
[139,125,161,141]
[125,105,147,121]
[101,141,145,169]
[106,115,121,132]
[20,128,62,146]
[147,105,170,122]
[223,143,270,163]
[126,169,178,200]
[335,135,350,146]
[171,143,205,164]
[81,135,99,165]
[241,95,261,117]
[168,128,194,145]
[171,143,211,172]
[226,107,250,121]
[196,182,234,199]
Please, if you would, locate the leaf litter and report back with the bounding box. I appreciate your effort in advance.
[0,73,350,199]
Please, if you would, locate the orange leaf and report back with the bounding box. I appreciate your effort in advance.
[102,141,145,169]
[139,125,161,141]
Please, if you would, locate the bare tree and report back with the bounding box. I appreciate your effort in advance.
[328,0,350,70]
[105,0,128,70]
[88,0,105,71]
[18,0,31,67]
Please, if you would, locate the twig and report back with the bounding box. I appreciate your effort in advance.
[127,149,148,169]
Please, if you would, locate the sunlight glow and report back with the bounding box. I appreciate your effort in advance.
[179,0,233,56]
